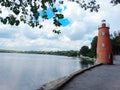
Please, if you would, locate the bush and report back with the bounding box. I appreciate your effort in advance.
[80,59,95,65]
[86,52,94,58]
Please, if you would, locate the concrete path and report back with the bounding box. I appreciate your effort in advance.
[60,56,120,90]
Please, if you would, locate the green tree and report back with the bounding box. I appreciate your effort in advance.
[67,50,78,57]
[79,46,90,56]
[79,36,98,58]
[111,31,120,54]
[90,36,98,57]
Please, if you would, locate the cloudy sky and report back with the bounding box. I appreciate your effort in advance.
[0,0,120,51]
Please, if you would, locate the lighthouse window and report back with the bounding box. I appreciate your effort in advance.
[102,32,105,36]
[107,54,110,59]
[102,43,104,47]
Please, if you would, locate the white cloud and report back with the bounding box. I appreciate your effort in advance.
[0,0,120,51]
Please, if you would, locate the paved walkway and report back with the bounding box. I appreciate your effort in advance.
[60,56,120,90]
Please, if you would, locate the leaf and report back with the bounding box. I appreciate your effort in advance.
[0,9,2,13]
[1,18,7,24]
[56,14,64,19]
[59,1,64,4]
[42,14,48,19]
[41,4,47,10]
[53,19,62,27]
[5,1,12,7]
[39,25,43,29]
[33,12,39,20]
[13,7,20,15]
[7,15,16,25]
[53,29,61,34]
[15,20,20,26]
[52,8,58,12]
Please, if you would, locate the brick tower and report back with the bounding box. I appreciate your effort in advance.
[96,20,113,64]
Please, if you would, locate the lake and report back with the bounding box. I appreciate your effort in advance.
[0,53,86,90]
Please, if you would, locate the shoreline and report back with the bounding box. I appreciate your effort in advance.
[79,55,96,61]
[0,49,78,57]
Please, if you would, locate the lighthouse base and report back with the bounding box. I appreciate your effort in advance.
[95,60,113,65]
[96,53,113,65]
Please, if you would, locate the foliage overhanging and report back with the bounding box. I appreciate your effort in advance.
[0,0,119,34]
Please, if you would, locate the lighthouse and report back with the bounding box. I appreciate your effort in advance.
[96,20,113,64]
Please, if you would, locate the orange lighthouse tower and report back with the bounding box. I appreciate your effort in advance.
[96,20,113,64]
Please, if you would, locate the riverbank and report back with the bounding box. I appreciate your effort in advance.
[79,55,96,61]
[79,55,96,65]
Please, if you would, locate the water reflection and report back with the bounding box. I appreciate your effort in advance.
[80,63,90,69]
[79,58,94,69]
[0,53,82,90]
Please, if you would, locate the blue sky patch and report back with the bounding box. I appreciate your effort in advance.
[59,18,71,26]
[64,6,67,10]
[39,7,70,26]
[57,8,62,13]
[39,11,44,16]
[46,8,55,19]
[39,8,54,19]
[87,37,93,41]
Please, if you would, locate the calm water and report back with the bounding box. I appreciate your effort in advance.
[0,53,83,90]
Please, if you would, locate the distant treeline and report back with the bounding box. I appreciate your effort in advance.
[0,49,79,57]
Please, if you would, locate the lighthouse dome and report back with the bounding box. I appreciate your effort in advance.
[102,20,106,23]
[98,20,110,29]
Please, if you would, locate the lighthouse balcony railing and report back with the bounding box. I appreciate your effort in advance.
[98,23,110,28]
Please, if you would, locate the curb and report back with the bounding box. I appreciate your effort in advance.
[38,63,102,90]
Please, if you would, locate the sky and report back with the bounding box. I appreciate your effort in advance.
[0,0,120,51]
